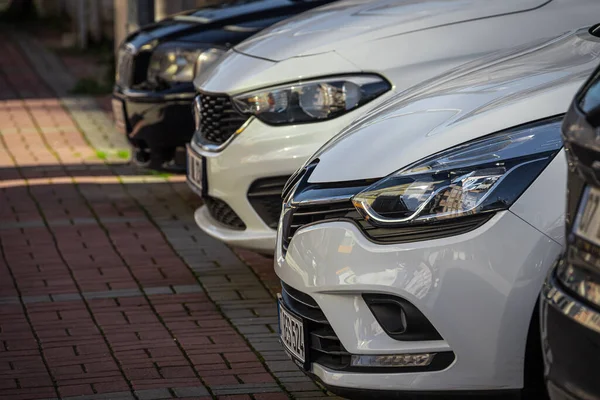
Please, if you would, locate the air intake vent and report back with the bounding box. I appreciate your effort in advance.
[204,196,246,230]
[280,282,353,371]
[248,176,290,229]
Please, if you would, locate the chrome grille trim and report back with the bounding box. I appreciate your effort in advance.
[193,93,249,152]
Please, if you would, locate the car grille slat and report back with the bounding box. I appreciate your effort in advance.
[248,189,282,197]
[197,93,248,146]
[281,291,328,324]
[280,284,352,370]
[281,282,319,309]
[282,203,357,252]
[282,200,494,254]
[293,206,356,217]
[310,329,338,341]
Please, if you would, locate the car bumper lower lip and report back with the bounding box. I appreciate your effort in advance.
[275,210,562,391]
[194,206,276,253]
[541,262,600,400]
[308,371,521,400]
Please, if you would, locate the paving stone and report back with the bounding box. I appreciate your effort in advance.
[143,287,174,295]
[51,293,83,302]
[83,289,142,299]
[172,386,210,397]
[172,285,204,294]
[134,388,173,400]
[212,383,282,395]
[22,295,52,304]
[265,361,302,373]
[292,392,335,398]
[61,392,135,400]
[0,296,21,304]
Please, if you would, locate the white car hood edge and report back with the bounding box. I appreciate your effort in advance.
[234,0,551,62]
[309,27,600,183]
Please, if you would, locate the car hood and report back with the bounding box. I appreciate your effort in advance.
[125,0,334,48]
[235,0,550,62]
[309,27,600,183]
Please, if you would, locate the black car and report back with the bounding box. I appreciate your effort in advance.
[112,0,335,171]
[541,59,600,398]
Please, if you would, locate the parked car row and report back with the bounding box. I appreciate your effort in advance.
[113,1,600,398]
[112,0,335,171]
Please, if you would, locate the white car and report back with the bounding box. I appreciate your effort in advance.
[187,0,600,254]
[275,26,600,397]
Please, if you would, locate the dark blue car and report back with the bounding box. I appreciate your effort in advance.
[112,0,335,171]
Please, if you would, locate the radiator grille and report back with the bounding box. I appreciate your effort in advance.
[196,93,248,146]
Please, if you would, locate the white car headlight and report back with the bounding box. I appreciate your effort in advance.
[352,117,564,227]
[148,43,225,84]
[232,75,390,125]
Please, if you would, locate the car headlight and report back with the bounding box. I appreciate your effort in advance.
[232,75,390,125]
[352,117,564,227]
[148,43,225,84]
[194,47,226,79]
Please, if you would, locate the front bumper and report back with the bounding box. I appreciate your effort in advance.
[193,205,277,253]
[191,94,393,253]
[113,86,195,152]
[541,262,600,400]
[275,210,561,392]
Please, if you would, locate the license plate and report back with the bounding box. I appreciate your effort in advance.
[112,98,126,134]
[278,301,305,362]
[186,146,204,193]
[575,186,600,247]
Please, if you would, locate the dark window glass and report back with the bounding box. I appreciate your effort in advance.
[580,69,600,114]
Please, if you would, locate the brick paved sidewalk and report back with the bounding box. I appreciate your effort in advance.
[0,29,335,400]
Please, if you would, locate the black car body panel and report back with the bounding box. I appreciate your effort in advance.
[543,271,600,400]
[542,25,600,400]
[113,0,335,169]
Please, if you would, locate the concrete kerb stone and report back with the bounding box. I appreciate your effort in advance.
[211,382,281,395]
[134,388,173,400]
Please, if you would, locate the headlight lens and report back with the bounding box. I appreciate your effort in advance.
[194,47,226,79]
[232,75,390,125]
[352,118,564,227]
[148,43,225,84]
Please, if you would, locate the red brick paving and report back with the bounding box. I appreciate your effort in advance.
[0,28,332,400]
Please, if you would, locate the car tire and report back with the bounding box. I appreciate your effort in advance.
[132,147,151,168]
